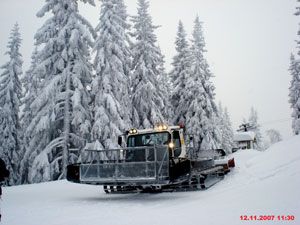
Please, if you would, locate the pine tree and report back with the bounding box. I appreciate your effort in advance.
[0,23,23,185]
[91,0,132,149]
[248,107,263,150]
[184,16,220,150]
[169,21,192,125]
[131,0,166,129]
[25,0,95,183]
[289,55,300,135]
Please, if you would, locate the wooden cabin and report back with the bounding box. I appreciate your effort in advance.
[233,131,256,149]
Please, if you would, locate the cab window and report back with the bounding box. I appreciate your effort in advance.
[172,130,182,157]
[127,132,170,147]
[173,131,181,148]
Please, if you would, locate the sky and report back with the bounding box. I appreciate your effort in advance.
[0,0,298,140]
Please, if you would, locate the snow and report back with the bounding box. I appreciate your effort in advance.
[234,131,256,141]
[2,136,300,225]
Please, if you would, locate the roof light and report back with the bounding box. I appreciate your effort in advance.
[156,124,168,131]
[128,129,137,134]
[179,124,184,128]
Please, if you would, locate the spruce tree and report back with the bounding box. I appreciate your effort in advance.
[248,107,263,150]
[0,23,23,185]
[218,103,235,154]
[21,47,40,133]
[91,0,132,149]
[131,0,166,129]
[224,108,235,152]
[288,1,300,135]
[184,16,220,150]
[20,47,41,183]
[25,0,95,183]
[157,47,171,123]
[289,55,300,135]
[169,21,192,125]
[295,0,300,55]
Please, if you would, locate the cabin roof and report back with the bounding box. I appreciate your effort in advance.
[234,131,256,142]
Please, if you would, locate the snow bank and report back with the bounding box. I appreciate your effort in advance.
[2,136,300,225]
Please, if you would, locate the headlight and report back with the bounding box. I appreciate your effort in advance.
[168,142,174,149]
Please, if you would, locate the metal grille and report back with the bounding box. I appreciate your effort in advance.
[80,146,169,184]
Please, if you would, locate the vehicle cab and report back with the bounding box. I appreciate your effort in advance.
[119,124,187,159]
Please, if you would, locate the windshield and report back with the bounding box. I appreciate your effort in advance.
[127,132,170,147]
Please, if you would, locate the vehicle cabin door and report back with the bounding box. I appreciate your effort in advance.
[172,130,182,157]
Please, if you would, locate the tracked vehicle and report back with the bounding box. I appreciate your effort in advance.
[67,125,235,193]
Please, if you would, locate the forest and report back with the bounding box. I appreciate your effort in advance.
[0,0,299,186]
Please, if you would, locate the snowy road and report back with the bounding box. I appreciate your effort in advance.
[2,136,300,225]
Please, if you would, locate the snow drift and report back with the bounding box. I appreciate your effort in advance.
[2,136,300,225]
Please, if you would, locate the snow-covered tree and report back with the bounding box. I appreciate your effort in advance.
[20,47,41,183]
[0,23,23,185]
[130,0,166,128]
[157,47,171,122]
[295,0,300,55]
[248,107,263,150]
[25,0,95,183]
[184,16,220,150]
[266,129,282,145]
[169,21,192,125]
[289,54,300,135]
[91,0,132,149]
[288,2,300,135]
[21,47,40,132]
[218,103,235,154]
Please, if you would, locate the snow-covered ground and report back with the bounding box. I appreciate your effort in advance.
[2,136,300,225]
